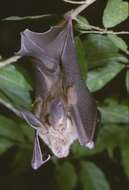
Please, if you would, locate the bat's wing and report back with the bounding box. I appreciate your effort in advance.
[19,110,50,170]
[61,20,100,147]
[16,25,69,99]
[16,24,71,64]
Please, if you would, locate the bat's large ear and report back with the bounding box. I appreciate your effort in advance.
[20,110,43,129]
[31,131,50,170]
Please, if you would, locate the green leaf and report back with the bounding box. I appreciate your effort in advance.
[20,122,34,143]
[0,115,24,142]
[99,100,129,124]
[103,0,129,28]
[75,37,87,79]
[126,70,129,94]
[121,137,129,180]
[96,124,126,153]
[71,141,96,158]
[0,65,32,108]
[55,162,77,190]
[76,16,91,30]
[11,148,32,175]
[71,141,88,157]
[0,90,12,103]
[87,62,124,92]
[0,138,13,154]
[108,34,128,52]
[83,34,128,68]
[79,161,110,190]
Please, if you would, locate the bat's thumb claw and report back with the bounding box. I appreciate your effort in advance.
[32,154,51,170]
[85,141,94,149]
[45,154,51,163]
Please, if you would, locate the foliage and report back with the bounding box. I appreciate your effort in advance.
[0,0,129,190]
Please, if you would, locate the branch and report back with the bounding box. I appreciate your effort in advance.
[0,55,21,69]
[63,0,96,18]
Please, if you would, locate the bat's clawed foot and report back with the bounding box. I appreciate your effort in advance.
[32,154,51,170]
[64,10,74,21]
[85,141,94,149]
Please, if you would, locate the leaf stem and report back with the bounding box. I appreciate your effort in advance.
[80,30,129,35]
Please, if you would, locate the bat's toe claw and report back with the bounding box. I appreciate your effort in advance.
[85,141,94,149]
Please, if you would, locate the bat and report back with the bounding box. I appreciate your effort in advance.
[16,13,100,169]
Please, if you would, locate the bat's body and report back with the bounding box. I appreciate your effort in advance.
[17,16,100,169]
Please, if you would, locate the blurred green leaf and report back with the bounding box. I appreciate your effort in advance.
[79,161,110,190]
[76,16,91,30]
[71,141,97,158]
[87,62,124,92]
[99,100,129,124]
[0,115,24,142]
[83,34,128,68]
[108,34,128,53]
[0,65,32,108]
[75,37,87,79]
[55,162,77,190]
[121,136,129,180]
[126,70,129,94]
[0,138,13,154]
[103,0,129,28]
[71,141,88,157]
[96,124,126,153]
[20,122,34,143]
[11,148,32,176]
[0,90,13,103]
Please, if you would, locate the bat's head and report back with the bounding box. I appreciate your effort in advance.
[39,114,77,158]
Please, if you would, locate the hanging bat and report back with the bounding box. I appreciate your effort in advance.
[17,13,100,170]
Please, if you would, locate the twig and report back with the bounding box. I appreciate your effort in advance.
[80,30,129,35]
[64,0,129,35]
[0,55,21,69]
[65,0,96,19]
[63,0,87,4]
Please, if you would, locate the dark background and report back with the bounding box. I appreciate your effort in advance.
[0,0,128,56]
